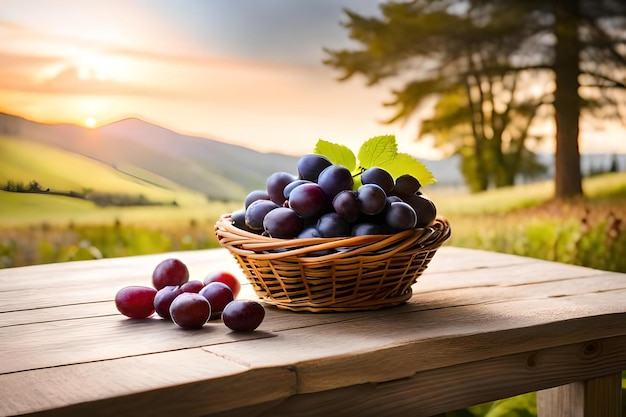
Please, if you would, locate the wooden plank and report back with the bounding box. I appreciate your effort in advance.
[417,259,610,293]
[538,383,585,417]
[205,335,626,417]
[5,330,622,417]
[0,348,296,417]
[2,246,622,323]
[409,271,626,313]
[2,279,624,376]
[537,372,623,417]
[0,313,276,374]
[3,262,622,328]
[0,249,226,290]
[206,291,626,394]
[1,247,625,417]
[424,246,533,272]
[0,280,258,327]
[0,301,114,328]
[0,249,244,312]
[2,246,615,328]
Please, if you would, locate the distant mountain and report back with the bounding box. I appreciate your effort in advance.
[0,112,299,200]
[1,112,622,198]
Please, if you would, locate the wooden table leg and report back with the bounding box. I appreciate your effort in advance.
[537,372,623,417]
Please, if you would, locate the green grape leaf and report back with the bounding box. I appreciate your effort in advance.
[314,135,436,187]
[314,139,356,171]
[357,135,398,169]
[381,152,437,186]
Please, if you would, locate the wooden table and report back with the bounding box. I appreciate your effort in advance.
[1,246,625,417]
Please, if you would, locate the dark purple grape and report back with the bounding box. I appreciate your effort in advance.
[288,183,329,220]
[316,212,351,237]
[152,258,189,290]
[180,280,205,293]
[115,285,157,319]
[245,199,280,232]
[297,226,334,254]
[332,190,360,223]
[357,209,388,226]
[283,179,311,199]
[154,285,184,320]
[297,226,322,239]
[361,167,394,194]
[317,164,354,200]
[351,222,391,236]
[401,193,437,227]
[222,300,265,332]
[199,282,234,319]
[297,154,332,182]
[394,174,422,195]
[387,195,403,204]
[169,293,211,329]
[266,171,296,205]
[263,207,304,238]
[230,209,247,230]
[357,183,387,216]
[244,189,269,209]
[385,201,417,231]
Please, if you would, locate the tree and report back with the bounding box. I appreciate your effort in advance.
[323,1,552,192]
[324,0,626,197]
[553,0,583,197]
[474,0,626,197]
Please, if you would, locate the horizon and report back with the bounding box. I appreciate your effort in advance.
[1,0,625,159]
[5,111,625,162]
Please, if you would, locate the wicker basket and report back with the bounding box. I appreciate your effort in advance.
[215,214,451,312]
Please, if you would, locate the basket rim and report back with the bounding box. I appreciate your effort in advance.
[215,213,451,261]
[261,290,413,313]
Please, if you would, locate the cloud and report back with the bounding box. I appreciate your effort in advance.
[0,50,60,69]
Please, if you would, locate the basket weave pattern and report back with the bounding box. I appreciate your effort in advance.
[215,214,451,312]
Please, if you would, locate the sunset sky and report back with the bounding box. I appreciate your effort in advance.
[1,0,624,158]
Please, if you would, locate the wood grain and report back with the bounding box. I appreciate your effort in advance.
[537,372,623,417]
[1,246,624,417]
[0,349,296,417]
[213,335,626,417]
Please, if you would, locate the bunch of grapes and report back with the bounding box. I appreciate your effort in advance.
[230,154,437,240]
[114,258,265,332]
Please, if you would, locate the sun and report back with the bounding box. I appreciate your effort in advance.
[84,117,97,128]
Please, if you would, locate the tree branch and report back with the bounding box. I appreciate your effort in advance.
[581,15,626,66]
[581,71,626,89]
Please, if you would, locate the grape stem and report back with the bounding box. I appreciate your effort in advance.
[352,167,366,178]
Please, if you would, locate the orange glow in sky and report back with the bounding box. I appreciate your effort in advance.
[0,0,624,158]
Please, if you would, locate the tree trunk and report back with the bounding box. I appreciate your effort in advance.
[553,0,583,198]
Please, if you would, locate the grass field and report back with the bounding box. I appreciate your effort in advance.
[0,137,208,209]
[432,172,626,273]
[431,170,626,215]
[0,190,239,267]
[0,190,235,227]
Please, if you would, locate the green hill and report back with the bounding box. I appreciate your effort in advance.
[0,137,207,206]
[0,112,300,201]
[0,136,223,228]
